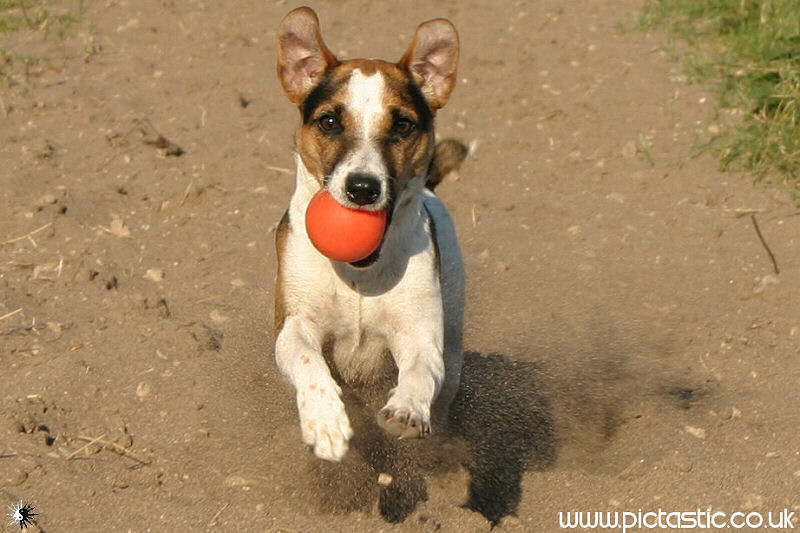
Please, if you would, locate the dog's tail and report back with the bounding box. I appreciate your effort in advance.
[426,138,472,191]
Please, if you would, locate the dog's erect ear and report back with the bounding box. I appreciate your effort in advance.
[399,19,459,110]
[277,7,338,104]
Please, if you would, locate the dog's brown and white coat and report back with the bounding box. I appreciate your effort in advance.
[274,7,464,462]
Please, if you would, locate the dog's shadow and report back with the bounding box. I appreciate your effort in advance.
[449,351,556,524]
[308,351,557,526]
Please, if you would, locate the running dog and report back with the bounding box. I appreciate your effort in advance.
[274,6,466,462]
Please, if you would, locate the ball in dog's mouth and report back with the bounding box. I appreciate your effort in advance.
[305,189,388,264]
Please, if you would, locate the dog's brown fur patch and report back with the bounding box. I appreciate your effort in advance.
[427,139,469,190]
[295,60,436,191]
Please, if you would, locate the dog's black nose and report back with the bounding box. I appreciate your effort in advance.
[345,173,382,206]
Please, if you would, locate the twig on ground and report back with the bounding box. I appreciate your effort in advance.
[66,434,106,460]
[750,214,779,275]
[180,182,193,207]
[2,222,53,245]
[76,435,151,465]
[266,165,291,174]
[208,503,230,527]
[733,208,765,218]
[0,308,23,322]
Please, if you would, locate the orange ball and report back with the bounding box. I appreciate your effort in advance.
[305,190,388,262]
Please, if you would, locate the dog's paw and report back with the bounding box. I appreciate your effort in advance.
[296,383,353,462]
[377,398,431,439]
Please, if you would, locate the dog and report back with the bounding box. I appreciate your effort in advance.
[273,6,467,463]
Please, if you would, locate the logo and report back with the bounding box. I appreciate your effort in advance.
[6,502,38,530]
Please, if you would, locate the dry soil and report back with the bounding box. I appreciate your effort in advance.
[1,0,799,531]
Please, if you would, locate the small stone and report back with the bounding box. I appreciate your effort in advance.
[567,225,581,236]
[753,274,779,294]
[136,382,151,399]
[144,268,164,282]
[230,278,246,288]
[684,425,706,439]
[108,216,131,238]
[209,310,229,324]
[16,415,36,434]
[377,473,393,486]
[120,433,134,448]
[36,193,58,208]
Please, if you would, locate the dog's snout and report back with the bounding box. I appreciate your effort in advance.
[344,173,382,206]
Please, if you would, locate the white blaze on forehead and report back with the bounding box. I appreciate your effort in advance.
[346,69,386,139]
[327,68,389,210]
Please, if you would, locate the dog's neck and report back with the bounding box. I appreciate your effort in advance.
[290,154,430,295]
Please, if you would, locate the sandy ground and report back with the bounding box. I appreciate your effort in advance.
[1,0,799,531]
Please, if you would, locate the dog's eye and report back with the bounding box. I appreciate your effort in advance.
[391,117,416,138]
[317,114,342,134]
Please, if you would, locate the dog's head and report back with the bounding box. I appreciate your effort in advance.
[276,7,459,212]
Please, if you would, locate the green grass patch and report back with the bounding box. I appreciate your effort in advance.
[0,1,83,85]
[641,0,800,192]
[0,1,79,33]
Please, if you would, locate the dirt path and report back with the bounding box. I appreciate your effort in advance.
[1,0,798,531]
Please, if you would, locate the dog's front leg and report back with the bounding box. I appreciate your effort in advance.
[378,334,444,439]
[276,316,353,461]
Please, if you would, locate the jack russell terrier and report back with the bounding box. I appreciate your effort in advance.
[273,6,467,462]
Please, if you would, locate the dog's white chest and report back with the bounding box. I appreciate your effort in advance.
[280,189,444,383]
[286,256,416,382]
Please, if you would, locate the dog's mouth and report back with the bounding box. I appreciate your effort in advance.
[348,197,394,268]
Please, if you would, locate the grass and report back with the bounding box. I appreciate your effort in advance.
[641,0,800,194]
[0,0,83,85]
[0,0,79,33]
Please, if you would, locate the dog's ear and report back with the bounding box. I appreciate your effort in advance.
[277,7,338,104]
[399,19,459,110]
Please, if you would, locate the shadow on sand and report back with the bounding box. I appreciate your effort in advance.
[308,351,559,526]
[449,351,557,524]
